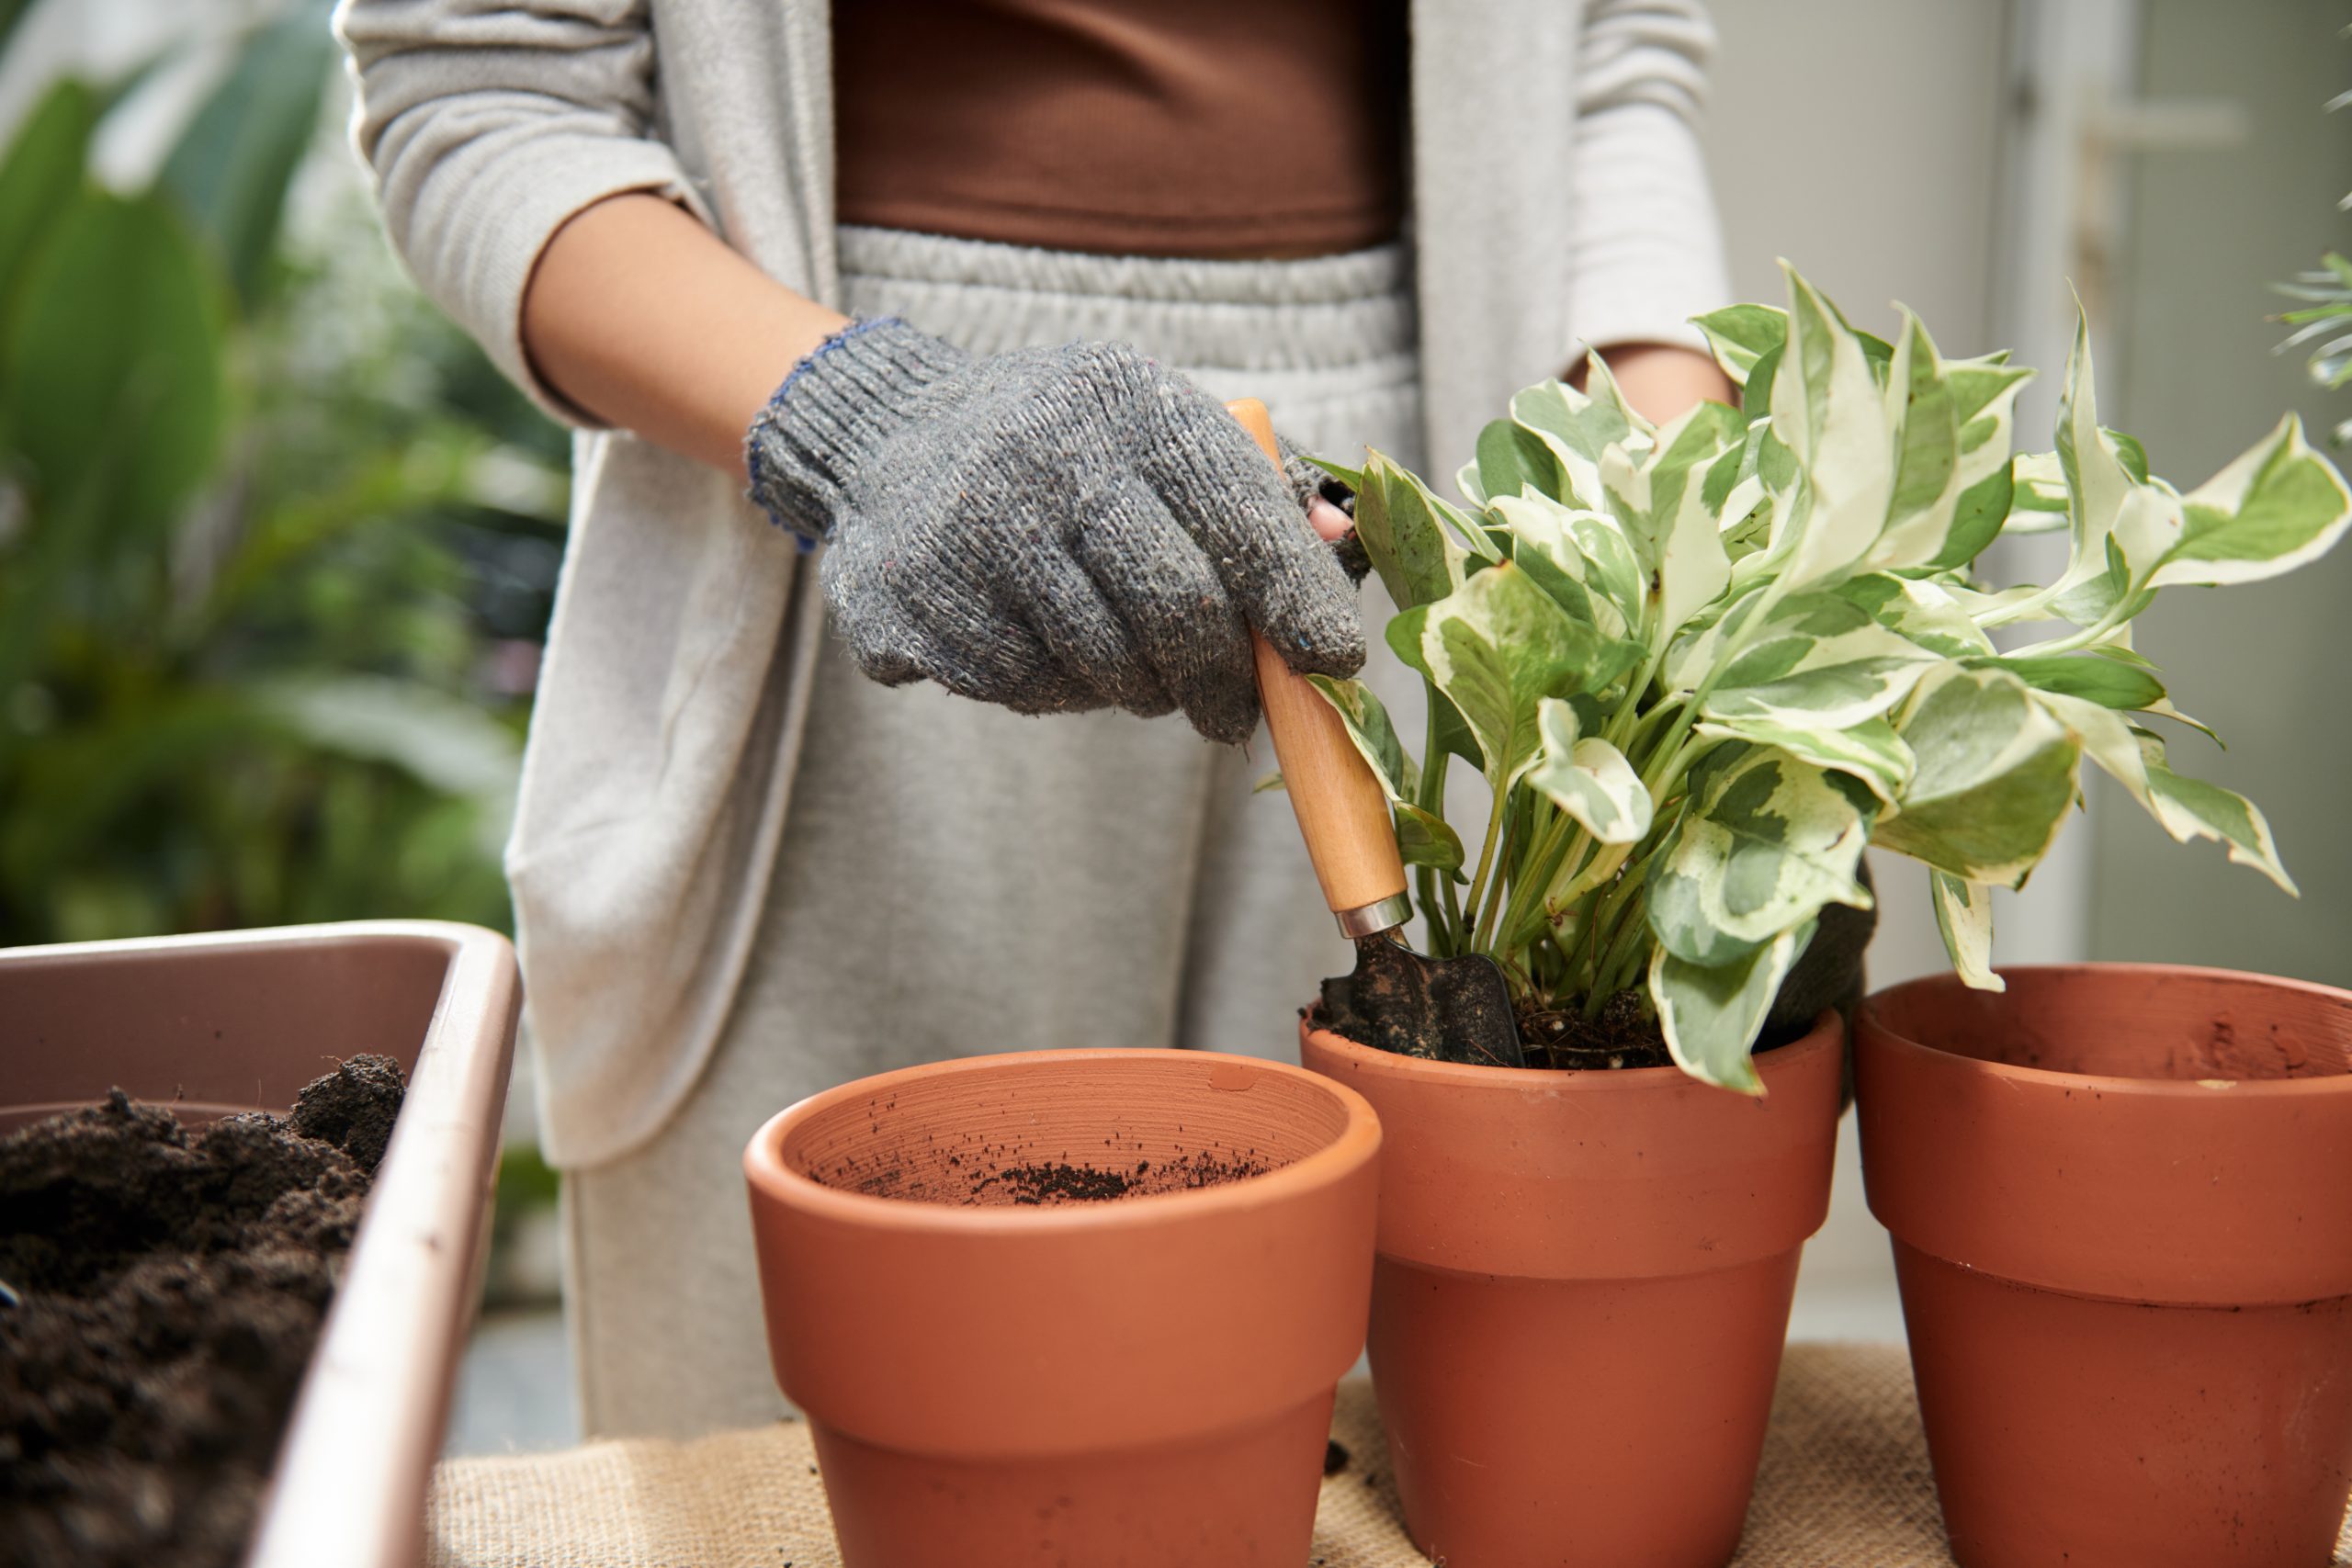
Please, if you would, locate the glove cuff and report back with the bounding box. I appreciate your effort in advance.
[744,317,968,542]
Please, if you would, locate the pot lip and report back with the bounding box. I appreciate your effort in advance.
[1859,963,2352,1100]
[1298,1006,1842,1092]
[743,1048,1381,1234]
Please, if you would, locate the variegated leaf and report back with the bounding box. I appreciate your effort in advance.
[2143,413,2352,588]
[1770,265,1896,588]
[1510,371,1653,513]
[1462,417,1562,509]
[1650,919,1814,1095]
[1701,592,1942,729]
[1928,871,2002,991]
[1387,562,1643,792]
[1353,451,1468,609]
[2035,692,2295,894]
[1874,665,2080,886]
[1988,653,2165,711]
[2004,450,2072,533]
[1657,446,1747,638]
[1694,302,1787,387]
[1837,573,1996,658]
[1525,697,1652,844]
[1693,715,1913,804]
[1863,311,1965,570]
[1646,746,1875,967]
[1488,491,1642,641]
[1306,674,1416,801]
[1662,581,1772,694]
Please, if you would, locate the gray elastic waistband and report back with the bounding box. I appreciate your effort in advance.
[836,225,1415,376]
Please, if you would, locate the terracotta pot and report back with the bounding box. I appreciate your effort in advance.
[742,1048,1380,1568]
[1857,964,2352,1568]
[1298,1011,1844,1568]
[0,920,522,1568]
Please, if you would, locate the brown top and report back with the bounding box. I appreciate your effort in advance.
[831,0,1408,259]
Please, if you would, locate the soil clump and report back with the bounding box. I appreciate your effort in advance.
[0,1055,406,1568]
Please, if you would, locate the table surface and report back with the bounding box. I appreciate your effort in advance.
[427,1343,2352,1568]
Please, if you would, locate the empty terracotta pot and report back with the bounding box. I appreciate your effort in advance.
[742,1048,1380,1568]
[1298,1010,1844,1568]
[1857,964,2352,1568]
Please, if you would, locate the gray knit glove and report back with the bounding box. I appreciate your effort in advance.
[746,317,1366,744]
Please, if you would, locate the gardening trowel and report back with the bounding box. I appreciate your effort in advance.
[1226,400,1523,1068]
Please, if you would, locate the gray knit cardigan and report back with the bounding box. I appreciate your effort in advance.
[332,0,1731,1168]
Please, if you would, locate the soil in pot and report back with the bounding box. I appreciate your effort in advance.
[1318,878,1876,1072]
[0,1056,406,1568]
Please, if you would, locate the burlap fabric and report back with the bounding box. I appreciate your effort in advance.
[429,1344,2352,1567]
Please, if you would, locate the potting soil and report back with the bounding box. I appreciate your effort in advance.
[0,1055,406,1568]
[818,1146,1275,1205]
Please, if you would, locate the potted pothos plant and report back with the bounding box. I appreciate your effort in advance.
[1292,262,2352,1568]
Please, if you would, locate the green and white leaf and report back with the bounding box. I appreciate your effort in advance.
[1862,311,1968,571]
[2003,451,2072,533]
[1525,697,1651,844]
[2035,692,2294,894]
[1694,302,1787,387]
[1352,451,1469,610]
[1387,561,1642,792]
[1837,572,1996,658]
[1661,581,1772,693]
[1988,653,2165,710]
[1650,919,1814,1096]
[1646,746,1875,967]
[1693,715,1913,805]
[1928,871,2002,992]
[1769,265,1897,588]
[1656,446,1749,638]
[1873,665,2080,886]
[1488,490,1643,641]
[2142,413,2352,588]
[1509,372,1652,513]
[1306,674,1417,801]
[1461,417,1561,509]
[1701,592,1943,729]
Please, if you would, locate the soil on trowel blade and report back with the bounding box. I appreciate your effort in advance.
[0,1055,407,1568]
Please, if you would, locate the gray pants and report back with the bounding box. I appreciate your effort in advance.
[564,228,1425,1438]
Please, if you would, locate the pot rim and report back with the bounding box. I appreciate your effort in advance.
[1300,1007,1842,1094]
[744,1048,1381,1235]
[1860,963,2352,1099]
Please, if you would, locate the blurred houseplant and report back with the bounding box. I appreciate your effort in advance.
[0,0,567,947]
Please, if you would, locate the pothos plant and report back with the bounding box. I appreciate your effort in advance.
[1304,263,2352,1092]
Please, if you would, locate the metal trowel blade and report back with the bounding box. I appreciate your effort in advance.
[1320,931,1523,1068]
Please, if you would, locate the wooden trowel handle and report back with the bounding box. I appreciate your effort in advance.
[1226,399,1409,935]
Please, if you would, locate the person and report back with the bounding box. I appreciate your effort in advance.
[335,0,1736,1438]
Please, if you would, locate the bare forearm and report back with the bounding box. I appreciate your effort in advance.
[520,193,849,478]
[1585,341,1736,426]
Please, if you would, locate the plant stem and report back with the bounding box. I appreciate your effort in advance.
[1459,784,1508,953]
[1641,573,1796,795]
[1472,790,1521,951]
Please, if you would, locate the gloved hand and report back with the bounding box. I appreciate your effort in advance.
[745,316,1366,745]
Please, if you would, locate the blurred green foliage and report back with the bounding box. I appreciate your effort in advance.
[0,6,568,945]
